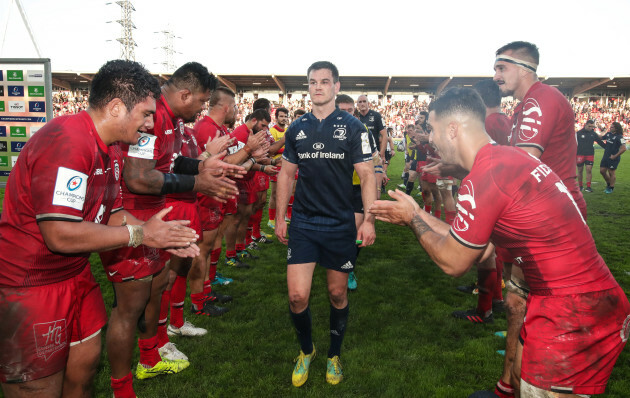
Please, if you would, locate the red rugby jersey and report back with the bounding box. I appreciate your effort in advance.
[451,144,616,296]
[193,116,229,208]
[228,124,255,181]
[510,82,585,215]
[119,95,183,210]
[165,126,199,203]
[485,112,510,146]
[0,111,123,287]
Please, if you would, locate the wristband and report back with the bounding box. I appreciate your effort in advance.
[160,173,196,195]
[250,157,257,164]
[126,224,144,248]
[173,156,201,175]
[261,165,266,172]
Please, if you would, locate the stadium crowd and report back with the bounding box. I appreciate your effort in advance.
[54,89,629,137]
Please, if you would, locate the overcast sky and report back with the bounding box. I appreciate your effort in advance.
[1,0,629,78]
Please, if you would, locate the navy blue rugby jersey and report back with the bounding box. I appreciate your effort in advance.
[283,108,373,230]
[601,132,626,157]
[358,109,385,150]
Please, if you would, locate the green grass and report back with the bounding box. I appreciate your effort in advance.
[1,148,629,397]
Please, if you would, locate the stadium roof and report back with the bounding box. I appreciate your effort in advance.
[52,72,630,98]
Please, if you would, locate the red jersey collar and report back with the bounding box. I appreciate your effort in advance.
[80,110,109,153]
[160,95,176,120]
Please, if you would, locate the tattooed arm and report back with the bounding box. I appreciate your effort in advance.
[370,189,488,276]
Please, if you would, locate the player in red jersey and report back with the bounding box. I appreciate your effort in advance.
[190,87,268,316]
[0,60,198,398]
[224,109,274,266]
[99,62,245,397]
[371,87,630,398]
[491,41,589,398]
[451,79,512,325]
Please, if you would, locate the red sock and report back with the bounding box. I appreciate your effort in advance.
[251,209,262,239]
[111,372,135,398]
[191,292,206,311]
[209,248,221,281]
[494,380,515,398]
[138,336,161,368]
[477,268,496,315]
[586,181,591,188]
[268,207,276,221]
[287,196,294,219]
[494,257,504,302]
[157,290,170,348]
[236,243,245,252]
[434,209,441,219]
[424,204,432,214]
[203,279,212,295]
[170,276,186,329]
[421,192,427,204]
[445,210,457,224]
[226,249,236,259]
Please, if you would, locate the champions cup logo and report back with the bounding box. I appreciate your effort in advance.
[453,180,476,232]
[518,99,542,142]
[138,136,151,146]
[67,176,83,191]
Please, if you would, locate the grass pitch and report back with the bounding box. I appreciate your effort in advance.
[1,147,629,397]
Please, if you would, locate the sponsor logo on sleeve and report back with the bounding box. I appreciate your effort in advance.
[227,141,244,155]
[8,101,25,112]
[10,126,26,137]
[0,155,7,167]
[518,98,542,142]
[0,141,7,152]
[28,86,45,97]
[361,132,371,154]
[30,126,41,136]
[453,180,476,232]
[127,133,156,159]
[33,319,67,360]
[53,167,88,211]
[7,70,23,81]
[29,101,45,112]
[8,86,24,97]
[27,70,45,83]
[11,141,24,152]
[0,126,6,137]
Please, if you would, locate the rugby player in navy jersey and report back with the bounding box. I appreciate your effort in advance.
[275,61,376,387]
[599,122,626,193]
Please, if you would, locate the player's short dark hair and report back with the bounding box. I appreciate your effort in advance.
[167,62,218,94]
[208,86,235,108]
[611,122,623,134]
[307,61,339,83]
[473,79,502,108]
[294,109,306,118]
[249,109,271,123]
[335,94,354,105]
[586,119,595,125]
[428,87,486,124]
[275,107,289,118]
[496,41,540,65]
[253,98,271,111]
[89,60,161,111]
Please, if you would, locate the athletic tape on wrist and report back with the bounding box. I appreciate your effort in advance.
[173,156,201,175]
[160,173,196,195]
